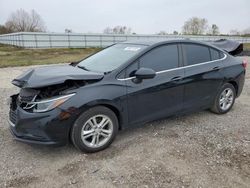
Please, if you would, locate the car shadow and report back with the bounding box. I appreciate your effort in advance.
[8,110,212,159]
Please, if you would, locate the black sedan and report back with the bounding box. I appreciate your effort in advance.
[9,39,246,152]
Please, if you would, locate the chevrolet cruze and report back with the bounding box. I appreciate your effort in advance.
[9,39,246,152]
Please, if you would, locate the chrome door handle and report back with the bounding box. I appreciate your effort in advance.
[171,76,182,81]
[212,66,220,70]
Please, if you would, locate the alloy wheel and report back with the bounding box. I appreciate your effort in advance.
[81,114,113,148]
[219,88,234,111]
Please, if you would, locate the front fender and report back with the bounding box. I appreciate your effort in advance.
[60,82,128,129]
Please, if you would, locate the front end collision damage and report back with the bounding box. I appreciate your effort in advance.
[11,64,104,112]
[9,64,104,145]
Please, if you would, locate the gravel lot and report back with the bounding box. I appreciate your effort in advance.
[0,58,250,188]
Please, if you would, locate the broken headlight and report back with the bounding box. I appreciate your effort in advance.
[23,93,75,113]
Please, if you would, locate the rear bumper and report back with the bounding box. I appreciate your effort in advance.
[236,70,245,97]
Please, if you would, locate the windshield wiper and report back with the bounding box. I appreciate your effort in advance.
[78,65,109,74]
[104,71,112,75]
[77,65,90,71]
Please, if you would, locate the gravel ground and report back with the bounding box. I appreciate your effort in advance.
[0,58,250,188]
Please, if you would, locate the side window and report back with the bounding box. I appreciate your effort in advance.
[210,48,221,60]
[184,44,210,65]
[139,45,179,72]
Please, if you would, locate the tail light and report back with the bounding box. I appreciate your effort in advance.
[242,58,248,69]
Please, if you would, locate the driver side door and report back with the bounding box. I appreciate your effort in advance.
[125,44,184,125]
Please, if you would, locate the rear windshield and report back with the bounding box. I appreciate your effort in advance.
[78,44,147,73]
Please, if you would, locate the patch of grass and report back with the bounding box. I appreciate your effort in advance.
[244,43,250,51]
[0,44,101,68]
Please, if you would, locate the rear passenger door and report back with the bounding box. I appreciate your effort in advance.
[125,44,184,125]
[181,43,225,111]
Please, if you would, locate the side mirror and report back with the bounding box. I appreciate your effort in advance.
[134,67,156,80]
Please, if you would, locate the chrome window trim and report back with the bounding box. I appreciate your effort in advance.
[117,53,227,81]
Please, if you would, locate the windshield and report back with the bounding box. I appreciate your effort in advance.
[78,44,147,72]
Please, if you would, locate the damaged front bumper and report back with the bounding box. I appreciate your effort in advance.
[9,123,60,145]
[8,95,78,146]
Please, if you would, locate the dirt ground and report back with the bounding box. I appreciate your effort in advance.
[0,58,250,188]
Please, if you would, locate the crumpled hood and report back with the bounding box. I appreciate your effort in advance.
[12,65,104,88]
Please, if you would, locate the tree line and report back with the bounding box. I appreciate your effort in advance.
[0,9,46,34]
[0,9,249,37]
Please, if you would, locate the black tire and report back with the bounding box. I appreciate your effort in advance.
[71,106,118,153]
[210,83,236,114]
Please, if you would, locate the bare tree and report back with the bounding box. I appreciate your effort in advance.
[242,27,250,35]
[65,28,72,33]
[229,29,240,35]
[5,9,46,32]
[182,17,208,35]
[103,26,132,34]
[0,25,9,34]
[173,30,178,35]
[157,31,168,35]
[207,24,220,35]
[211,24,220,35]
[103,27,113,34]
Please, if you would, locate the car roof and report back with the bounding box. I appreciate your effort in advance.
[121,38,212,47]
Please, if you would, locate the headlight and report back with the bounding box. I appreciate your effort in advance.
[24,93,75,113]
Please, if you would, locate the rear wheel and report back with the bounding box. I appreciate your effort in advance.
[71,106,118,153]
[210,83,236,114]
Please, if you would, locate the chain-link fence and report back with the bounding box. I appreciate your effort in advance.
[0,32,249,48]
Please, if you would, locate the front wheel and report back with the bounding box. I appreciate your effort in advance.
[71,106,118,153]
[210,83,236,114]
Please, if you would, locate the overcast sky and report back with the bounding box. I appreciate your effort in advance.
[0,0,249,34]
